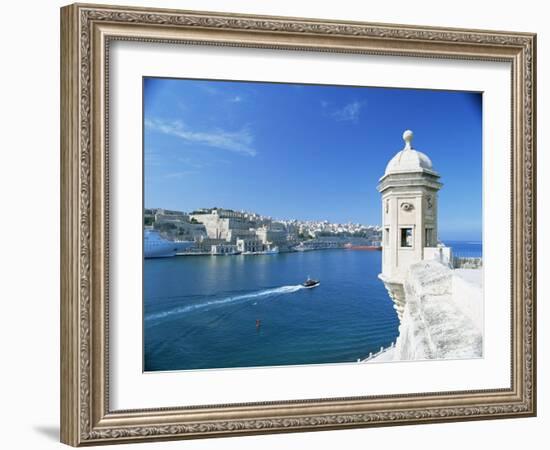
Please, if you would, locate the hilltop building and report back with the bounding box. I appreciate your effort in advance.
[152,208,207,241]
[190,208,252,241]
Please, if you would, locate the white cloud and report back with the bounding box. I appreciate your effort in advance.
[331,101,364,123]
[163,170,197,179]
[229,96,243,103]
[145,118,257,156]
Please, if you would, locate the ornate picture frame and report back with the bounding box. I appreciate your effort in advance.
[60,3,536,446]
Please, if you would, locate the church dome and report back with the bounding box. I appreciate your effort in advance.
[384,130,436,176]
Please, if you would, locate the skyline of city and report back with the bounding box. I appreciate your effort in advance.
[146,205,382,227]
[144,78,483,241]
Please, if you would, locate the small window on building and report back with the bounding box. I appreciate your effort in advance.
[400,228,413,248]
[384,227,390,246]
[425,228,433,247]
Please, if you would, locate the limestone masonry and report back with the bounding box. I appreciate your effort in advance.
[371,130,483,362]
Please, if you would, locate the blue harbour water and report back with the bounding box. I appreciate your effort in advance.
[144,249,399,371]
[443,240,482,258]
[144,241,481,372]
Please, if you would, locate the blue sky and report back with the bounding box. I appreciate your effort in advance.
[144,77,482,241]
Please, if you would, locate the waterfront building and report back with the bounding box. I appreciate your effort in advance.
[226,228,257,243]
[256,226,286,244]
[190,208,251,240]
[210,243,239,255]
[236,238,265,253]
[255,225,290,251]
[195,237,226,253]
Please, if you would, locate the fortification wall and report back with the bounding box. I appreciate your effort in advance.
[372,260,483,362]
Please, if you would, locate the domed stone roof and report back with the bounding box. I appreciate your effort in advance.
[384,130,436,176]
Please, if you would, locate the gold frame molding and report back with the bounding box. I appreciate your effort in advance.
[60,3,537,446]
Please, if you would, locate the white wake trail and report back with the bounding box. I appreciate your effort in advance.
[146,285,305,322]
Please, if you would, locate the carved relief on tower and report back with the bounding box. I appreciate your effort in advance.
[425,194,435,217]
[398,198,416,223]
[400,201,414,212]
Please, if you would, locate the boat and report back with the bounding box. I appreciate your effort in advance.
[302,277,320,288]
[144,229,194,258]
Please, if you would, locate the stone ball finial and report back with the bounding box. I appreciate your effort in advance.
[403,130,413,150]
[383,129,435,176]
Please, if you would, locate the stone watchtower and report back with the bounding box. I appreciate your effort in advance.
[377,130,443,320]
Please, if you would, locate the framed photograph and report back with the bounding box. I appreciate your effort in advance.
[60,3,536,446]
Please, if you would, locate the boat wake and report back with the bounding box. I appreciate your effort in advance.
[146,285,305,322]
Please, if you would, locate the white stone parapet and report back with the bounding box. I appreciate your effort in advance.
[373,261,483,362]
[423,246,453,266]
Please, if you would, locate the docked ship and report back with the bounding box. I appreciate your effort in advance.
[294,242,314,252]
[242,246,279,255]
[344,243,382,251]
[144,229,194,258]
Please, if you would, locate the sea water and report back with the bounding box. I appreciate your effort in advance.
[144,241,480,371]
